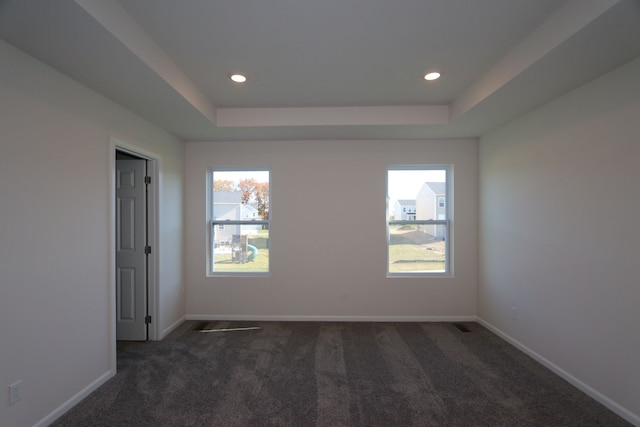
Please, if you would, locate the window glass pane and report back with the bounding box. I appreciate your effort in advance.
[387,168,449,275]
[211,170,269,274]
[213,227,269,273]
[213,170,269,221]
[388,169,446,219]
[388,224,446,273]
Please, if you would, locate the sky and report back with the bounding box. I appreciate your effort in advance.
[387,169,446,200]
[213,170,269,184]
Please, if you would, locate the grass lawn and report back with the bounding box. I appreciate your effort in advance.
[213,233,269,273]
[388,226,445,272]
[211,228,445,273]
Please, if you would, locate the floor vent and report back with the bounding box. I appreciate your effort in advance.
[454,323,471,333]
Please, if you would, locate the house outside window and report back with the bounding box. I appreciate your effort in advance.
[209,169,270,275]
[394,200,416,220]
[387,167,451,276]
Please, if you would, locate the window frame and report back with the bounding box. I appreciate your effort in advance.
[208,168,271,276]
[386,166,452,277]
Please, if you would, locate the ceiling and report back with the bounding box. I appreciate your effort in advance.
[1,0,640,141]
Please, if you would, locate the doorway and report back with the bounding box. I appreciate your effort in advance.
[114,147,158,342]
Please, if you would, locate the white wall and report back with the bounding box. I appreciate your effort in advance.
[185,139,477,320]
[0,40,185,427]
[478,56,640,423]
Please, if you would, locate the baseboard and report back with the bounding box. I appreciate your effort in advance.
[34,369,115,427]
[477,317,640,426]
[160,315,186,340]
[185,314,478,323]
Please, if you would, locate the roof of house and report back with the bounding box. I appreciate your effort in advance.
[396,199,416,206]
[423,182,446,195]
[214,191,242,204]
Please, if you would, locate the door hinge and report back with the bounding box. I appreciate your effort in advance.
[144,176,151,185]
[144,245,152,255]
[145,315,152,324]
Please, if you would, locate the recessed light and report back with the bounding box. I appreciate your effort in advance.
[230,74,247,83]
[424,72,441,81]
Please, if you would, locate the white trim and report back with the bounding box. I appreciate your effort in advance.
[208,168,272,276]
[477,317,640,426]
[186,314,477,323]
[34,370,114,427]
[161,315,186,339]
[216,105,449,127]
[108,142,117,377]
[386,165,453,277]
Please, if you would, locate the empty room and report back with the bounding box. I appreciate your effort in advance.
[1,1,639,426]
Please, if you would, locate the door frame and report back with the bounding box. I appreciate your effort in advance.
[109,138,160,369]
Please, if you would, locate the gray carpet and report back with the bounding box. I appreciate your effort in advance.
[52,321,630,426]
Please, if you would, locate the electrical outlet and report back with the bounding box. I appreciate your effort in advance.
[343,290,349,301]
[511,307,518,321]
[9,380,23,405]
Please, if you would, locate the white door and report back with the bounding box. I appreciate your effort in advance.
[116,159,148,341]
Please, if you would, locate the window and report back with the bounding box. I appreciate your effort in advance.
[210,170,270,274]
[387,167,450,275]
